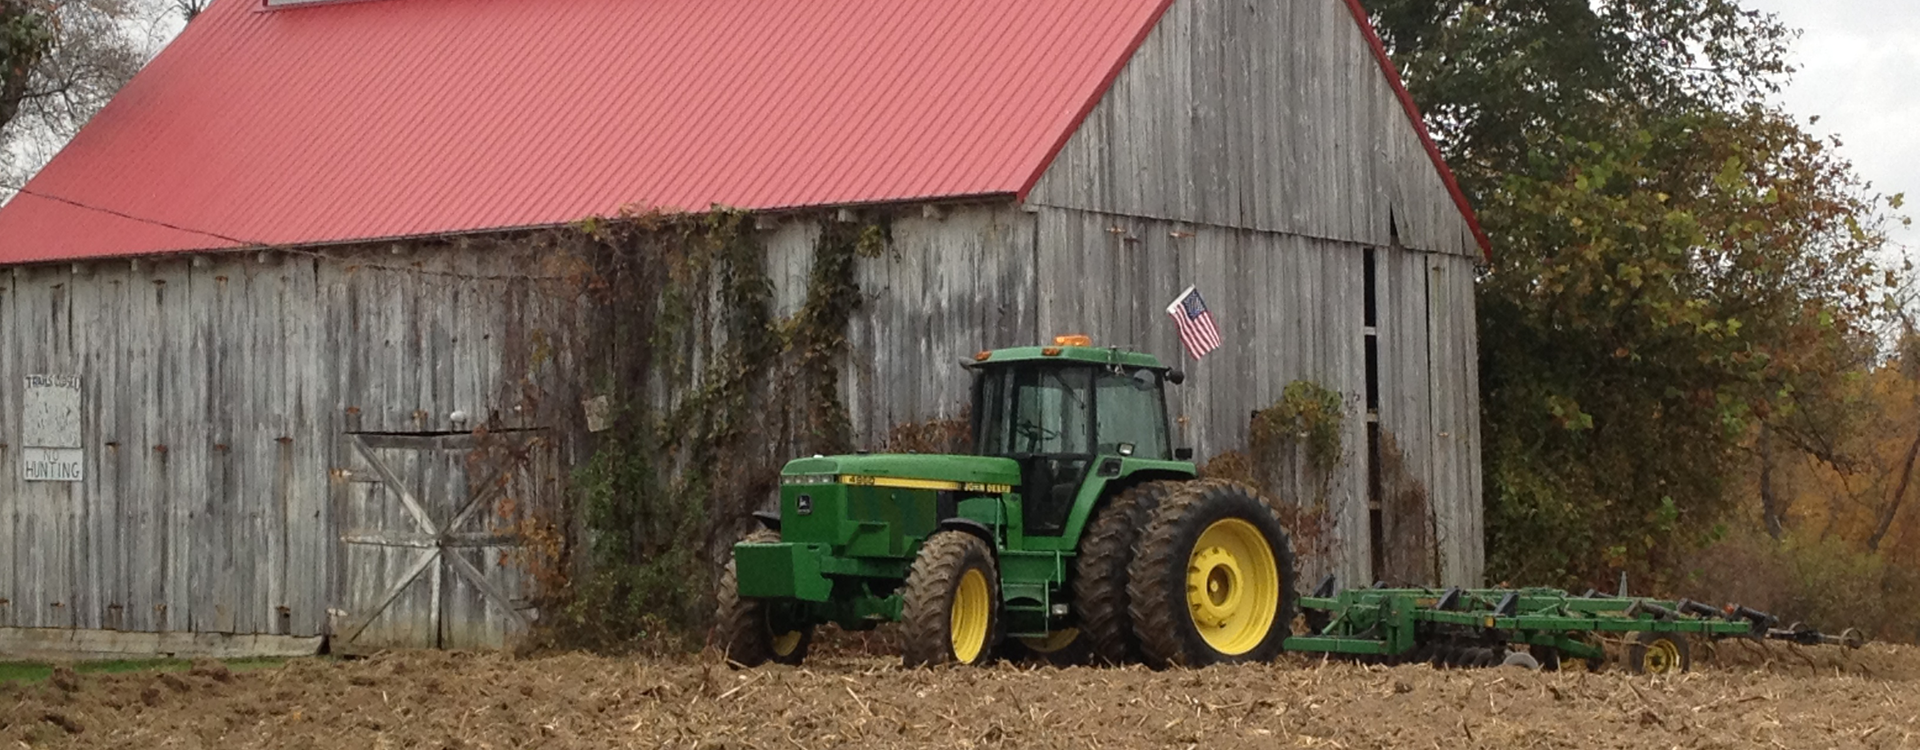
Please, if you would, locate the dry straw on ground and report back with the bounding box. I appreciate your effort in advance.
[2,641,1916,749]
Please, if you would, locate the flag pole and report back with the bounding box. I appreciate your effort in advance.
[1167,286,1195,457]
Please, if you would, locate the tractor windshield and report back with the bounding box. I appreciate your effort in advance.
[974,364,1171,460]
[976,365,1094,456]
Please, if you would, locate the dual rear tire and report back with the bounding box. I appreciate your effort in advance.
[903,479,1295,670]
[1124,480,1297,668]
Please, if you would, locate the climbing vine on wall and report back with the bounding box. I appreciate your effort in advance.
[544,208,889,650]
[1252,380,1347,474]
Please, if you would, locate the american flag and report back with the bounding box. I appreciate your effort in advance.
[1165,286,1222,359]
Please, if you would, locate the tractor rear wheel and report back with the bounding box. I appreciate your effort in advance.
[1127,480,1296,669]
[1074,480,1182,665]
[715,529,814,667]
[902,531,1002,667]
[1628,631,1691,675]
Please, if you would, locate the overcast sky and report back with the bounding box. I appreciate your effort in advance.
[1742,0,1919,252]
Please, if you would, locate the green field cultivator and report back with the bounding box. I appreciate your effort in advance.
[1286,580,1867,674]
[716,336,1865,673]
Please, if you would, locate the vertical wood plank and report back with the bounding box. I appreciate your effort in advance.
[0,271,17,628]
[1025,0,1475,256]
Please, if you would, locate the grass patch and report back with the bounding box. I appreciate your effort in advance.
[0,657,288,685]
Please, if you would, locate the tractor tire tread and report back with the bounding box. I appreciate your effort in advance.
[1074,480,1184,665]
[1126,479,1297,669]
[901,530,1000,668]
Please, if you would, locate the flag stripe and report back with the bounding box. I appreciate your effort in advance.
[1166,285,1222,360]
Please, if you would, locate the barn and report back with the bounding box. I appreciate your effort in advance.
[0,0,1487,657]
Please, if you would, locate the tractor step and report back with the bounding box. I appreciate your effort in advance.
[1001,582,1052,637]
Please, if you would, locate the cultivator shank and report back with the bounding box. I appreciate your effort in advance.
[1285,579,1865,673]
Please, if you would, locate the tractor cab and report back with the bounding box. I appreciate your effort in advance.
[968,335,1180,536]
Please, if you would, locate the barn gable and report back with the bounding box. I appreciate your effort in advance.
[1028,0,1487,258]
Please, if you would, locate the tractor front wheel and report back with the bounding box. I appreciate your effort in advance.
[1127,480,1296,669]
[715,529,814,667]
[902,531,1002,667]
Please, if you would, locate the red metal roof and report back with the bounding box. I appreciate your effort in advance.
[0,0,1489,262]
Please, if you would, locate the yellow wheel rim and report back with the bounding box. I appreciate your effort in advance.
[770,629,803,657]
[1019,628,1080,654]
[1644,638,1680,675]
[1184,518,1280,655]
[950,568,991,663]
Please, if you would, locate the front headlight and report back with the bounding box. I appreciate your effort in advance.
[784,474,839,486]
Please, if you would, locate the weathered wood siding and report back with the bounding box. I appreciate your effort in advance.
[1027,0,1479,258]
[1029,205,1370,587]
[1374,249,1484,586]
[0,250,581,639]
[0,207,1051,644]
[1024,204,1483,587]
[0,208,1480,646]
[1023,0,1486,586]
[1425,252,1483,585]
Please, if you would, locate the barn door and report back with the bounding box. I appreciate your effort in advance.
[332,431,549,652]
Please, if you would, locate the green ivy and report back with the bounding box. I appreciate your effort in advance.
[548,209,885,650]
[1252,380,1346,473]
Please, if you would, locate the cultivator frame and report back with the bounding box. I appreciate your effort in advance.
[1284,579,1865,671]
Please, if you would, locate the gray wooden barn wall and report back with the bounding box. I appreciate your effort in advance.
[1024,205,1482,587]
[1027,0,1479,258]
[1375,249,1484,586]
[1031,205,1364,586]
[0,249,584,638]
[0,198,1480,644]
[0,208,1049,642]
[762,206,1040,442]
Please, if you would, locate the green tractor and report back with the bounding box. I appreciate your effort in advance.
[716,336,1298,668]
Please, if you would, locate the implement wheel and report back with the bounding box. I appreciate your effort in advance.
[1628,631,1691,675]
[1074,481,1181,665]
[1127,480,1296,669]
[902,531,1001,667]
[715,529,814,668]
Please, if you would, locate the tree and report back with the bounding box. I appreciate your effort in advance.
[0,0,174,188]
[1360,0,1904,587]
[0,1,59,132]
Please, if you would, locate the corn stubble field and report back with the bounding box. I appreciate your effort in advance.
[2,639,1915,749]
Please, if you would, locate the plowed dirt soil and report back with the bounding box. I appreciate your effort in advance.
[4,639,1917,749]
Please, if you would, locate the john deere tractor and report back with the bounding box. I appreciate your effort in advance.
[716,336,1297,668]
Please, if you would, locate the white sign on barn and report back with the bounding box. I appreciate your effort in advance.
[23,374,83,482]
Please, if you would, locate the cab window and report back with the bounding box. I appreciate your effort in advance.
[1095,368,1171,459]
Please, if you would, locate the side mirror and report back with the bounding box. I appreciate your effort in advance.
[1174,448,1194,461]
[1167,369,1186,385]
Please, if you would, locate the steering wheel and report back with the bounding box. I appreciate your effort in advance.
[1014,420,1060,445]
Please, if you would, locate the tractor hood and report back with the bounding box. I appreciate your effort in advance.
[782,453,1021,489]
